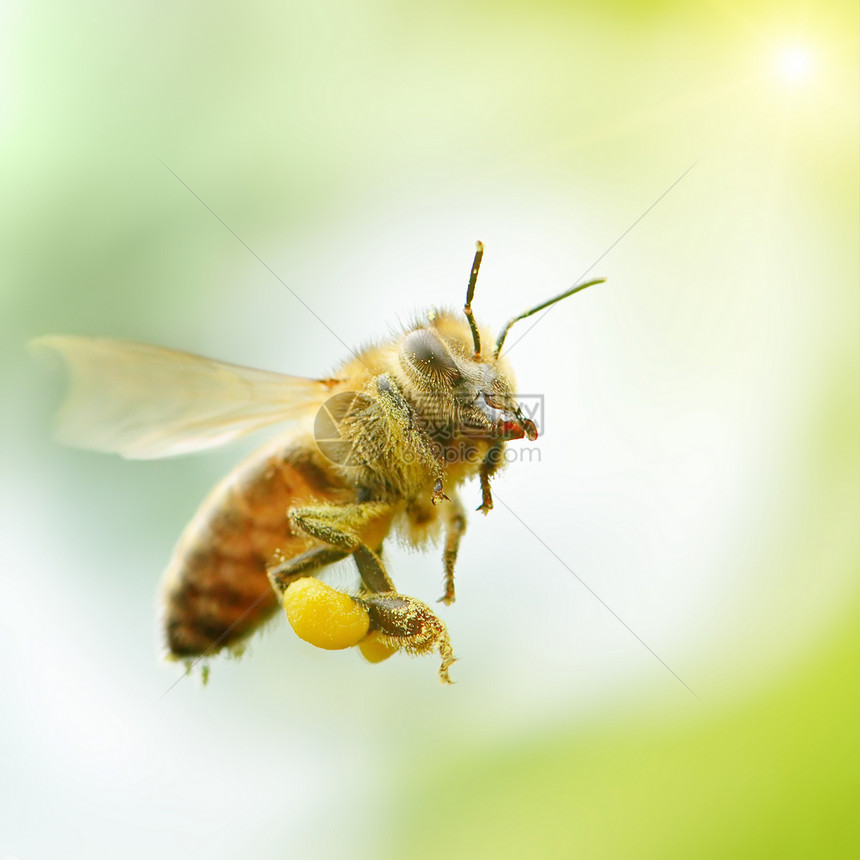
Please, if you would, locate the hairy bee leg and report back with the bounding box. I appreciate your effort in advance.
[353,544,395,594]
[290,503,455,680]
[289,502,393,550]
[432,477,450,506]
[440,491,466,605]
[359,593,456,684]
[375,375,446,503]
[476,443,503,514]
[289,502,397,593]
[477,465,493,514]
[267,545,350,594]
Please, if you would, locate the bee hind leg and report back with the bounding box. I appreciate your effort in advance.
[357,591,456,684]
[287,502,397,591]
[352,544,455,684]
[289,503,456,683]
[267,545,350,594]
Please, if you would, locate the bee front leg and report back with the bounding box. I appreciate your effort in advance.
[375,374,447,507]
[476,442,503,515]
[478,468,493,514]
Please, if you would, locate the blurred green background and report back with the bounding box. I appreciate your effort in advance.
[2,1,858,858]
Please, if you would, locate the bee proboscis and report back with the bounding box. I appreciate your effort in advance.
[33,243,603,683]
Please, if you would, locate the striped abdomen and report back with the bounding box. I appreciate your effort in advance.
[161,437,351,659]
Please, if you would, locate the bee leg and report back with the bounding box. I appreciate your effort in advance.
[432,477,450,505]
[288,502,397,593]
[477,467,493,514]
[352,545,455,683]
[267,545,350,594]
[476,443,503,514]
[353,544,395,594]
[375,375,447,504]
[289,502,392,547]
[357,592,456,685]
[291,503,456,682]
[440,490,466,605]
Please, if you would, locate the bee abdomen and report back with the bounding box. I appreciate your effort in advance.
[161,440,348,659]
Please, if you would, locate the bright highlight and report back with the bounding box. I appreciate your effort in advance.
[777,45,814,82]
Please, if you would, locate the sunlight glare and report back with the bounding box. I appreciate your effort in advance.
[777,44,814,83]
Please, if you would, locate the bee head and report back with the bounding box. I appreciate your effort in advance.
[398,312,537,443]
[398,241,603,443]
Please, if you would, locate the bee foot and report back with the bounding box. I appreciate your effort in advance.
[431,477,450,506]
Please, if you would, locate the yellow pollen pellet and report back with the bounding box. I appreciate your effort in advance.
[358,630,399,664]
[283,578,370,650]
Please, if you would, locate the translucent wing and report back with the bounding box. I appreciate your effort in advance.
[31,336,336,459]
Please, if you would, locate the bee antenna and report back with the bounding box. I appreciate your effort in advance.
[463,240,484,359]
[494,276,606,358]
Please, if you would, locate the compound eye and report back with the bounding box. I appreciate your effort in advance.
[401,329,461,383]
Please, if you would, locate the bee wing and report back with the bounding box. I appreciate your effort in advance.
[31,336,337,459]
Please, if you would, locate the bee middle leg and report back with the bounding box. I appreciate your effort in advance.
[440,490,466,605]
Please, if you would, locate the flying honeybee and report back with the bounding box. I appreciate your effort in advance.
[34,243,603,683]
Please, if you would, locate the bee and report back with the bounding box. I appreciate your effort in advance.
[33,243,603,683]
